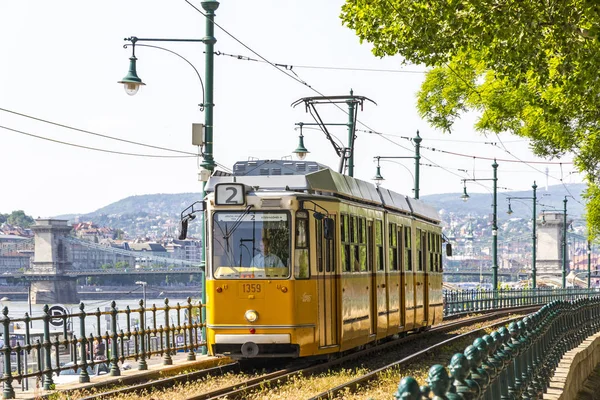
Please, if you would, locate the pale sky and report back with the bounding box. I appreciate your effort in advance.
[0,0,584,218]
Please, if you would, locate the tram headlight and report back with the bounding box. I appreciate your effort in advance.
[244,310,259,323]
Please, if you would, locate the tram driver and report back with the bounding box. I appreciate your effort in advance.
[251,237,284,268]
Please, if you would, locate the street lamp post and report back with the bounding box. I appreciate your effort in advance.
[506,181,538,287]
[588,240,592,289]
[119,0,219,355]
[460,159,499,289]
[563,196,568,288]
[135,281,147,307]
[373,131,422,199]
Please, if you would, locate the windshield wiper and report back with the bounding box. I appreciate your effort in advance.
[222,205,254,244]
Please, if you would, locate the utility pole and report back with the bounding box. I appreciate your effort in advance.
[346,90,356,177]
[492,160,498,290]
[532,182,538,288]
[562,196,568,288]
[414,131,421,199]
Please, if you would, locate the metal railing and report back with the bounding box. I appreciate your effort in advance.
[0,298,204,399]
[396,297,600,399]
[443,287,599,317]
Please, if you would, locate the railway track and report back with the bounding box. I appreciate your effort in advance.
[73,305,538,400]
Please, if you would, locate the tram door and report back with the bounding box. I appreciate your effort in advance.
[368,220,377,336]
[415,228,426,325]
[423,231,430,325]
[317,216,338,348]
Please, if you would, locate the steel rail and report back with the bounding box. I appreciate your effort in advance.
[307,313,532,400]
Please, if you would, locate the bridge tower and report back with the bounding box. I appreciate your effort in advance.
[536,212,571,281]
[25,219,79,304]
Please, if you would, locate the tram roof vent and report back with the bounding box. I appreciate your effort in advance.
[231,160,328,176]
[234,164,246,173]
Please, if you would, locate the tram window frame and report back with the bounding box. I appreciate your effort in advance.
[325,216,335,272]
[405,226,412,271]
[359,217,367,272]
[397,225,404,271]
[389,222,398,271]
[341,213,351,273]
[351,216,360,272]
[376,219,384,271]
[316,216,324,273]
[416,229,424,272]
[294,211,310,279]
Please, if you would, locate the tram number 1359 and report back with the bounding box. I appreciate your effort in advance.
[241,283,262,293]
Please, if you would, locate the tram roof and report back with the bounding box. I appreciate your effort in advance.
[206,160,440,223]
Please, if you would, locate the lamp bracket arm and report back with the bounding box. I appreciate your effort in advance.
[123,42,206,111]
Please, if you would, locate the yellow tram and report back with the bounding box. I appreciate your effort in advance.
[198,160,444,359]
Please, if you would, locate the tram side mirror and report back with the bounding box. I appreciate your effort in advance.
[324,218,334,241]
[178,219,189,240]
[446,243,453,257]
[178,214,196,240]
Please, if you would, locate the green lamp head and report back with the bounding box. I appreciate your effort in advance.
[507,202,513,215]
[373,165,384,184]
[293,134,309,160]
[118,56,146,96]
[460,185,470,202]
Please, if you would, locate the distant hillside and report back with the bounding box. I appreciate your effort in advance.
[421,183,587,219]
[52,183,587,237]
[54,193,204,237]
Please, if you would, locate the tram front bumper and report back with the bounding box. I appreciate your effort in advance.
[213,334,298,358]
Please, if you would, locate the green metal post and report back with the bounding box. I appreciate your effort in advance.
[346,89,356,177]
[138,300,147,370]
[109,301,120,376]
[163,299,172,365]
[78,303,90,383]
[532,182,537,288]
[42,305,54,390]
[588,240,592,289]
[492,159,499,290]
[563,197,568,289]
[413,130,421,199]
[2,307,15,399]
[199,0,219,356]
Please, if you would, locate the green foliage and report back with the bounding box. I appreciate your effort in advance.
[341,0,600,238]
[0,210,34,227]
[115,261,128,270]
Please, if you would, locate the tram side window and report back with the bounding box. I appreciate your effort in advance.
[428,232,434,272]
[316,216,323,273]
[376,220,384,271]
[436,233,442,272]
[389,223,398,271]
[294,211,310,279]
[397,225,404,271]
[359,217,367,272]
[341,214,351,273]
[405,226,412,271]
[351,216,360,272]
[325,217,335,272]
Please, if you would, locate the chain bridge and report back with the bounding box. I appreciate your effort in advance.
[19,219,202,304]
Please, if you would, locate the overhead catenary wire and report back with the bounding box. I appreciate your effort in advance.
[0,107,198,156]
[0,125,197,158]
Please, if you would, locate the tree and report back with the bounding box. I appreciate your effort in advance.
[6,210,34,227]
[340,0,600,237]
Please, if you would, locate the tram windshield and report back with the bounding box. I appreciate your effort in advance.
[212,211,291,279]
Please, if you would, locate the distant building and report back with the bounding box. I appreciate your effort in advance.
[164,239,201,262]
[72,222,115,242]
